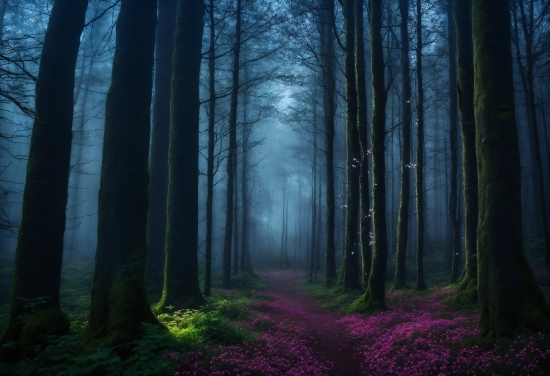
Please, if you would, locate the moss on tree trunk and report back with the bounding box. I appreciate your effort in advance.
[0,0,87,355]
[355,0,371,289]
[83,0,160,346]
[156,0,206,310]
[393,0,412,291]
[322,0,337,285]
[360,0,388,311]
[146,0,177,296]
[473,0,550,338]
[342,0,362,291]
[452,0,478,305]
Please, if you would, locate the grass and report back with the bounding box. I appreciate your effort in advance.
[0,262,270,376]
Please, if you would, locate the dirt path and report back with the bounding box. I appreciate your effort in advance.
[255,270,362,376]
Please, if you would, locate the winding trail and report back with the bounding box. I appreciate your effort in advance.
[255,270,362,376]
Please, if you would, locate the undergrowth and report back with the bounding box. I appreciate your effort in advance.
[0,262,264,376]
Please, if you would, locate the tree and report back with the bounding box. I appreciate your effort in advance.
[0,0,88,353]
[361,0,388,311]
[147,0,177,294]
[393,0,412,291]
[322,0,337,285]
[511,0,550,266]
[204,0,216,297]
[415,0,427,291]
[222,0,242,288]
[156,0,206,310]
[355,0,371,288]
[83,0,159,346]
[473,0,550,337]
[447,0,461,283]
[452,0,477,304]
[341,0,362,291]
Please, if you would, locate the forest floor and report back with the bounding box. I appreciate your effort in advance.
[1,264,549,375]
[255,269,362,375]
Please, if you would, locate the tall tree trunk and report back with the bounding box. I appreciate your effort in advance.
[448,0,462,283]
[147,0,177,294]
[204,0,216,297]
[280,187,286,269]
[69,49,95,259]
[156,0,206,311]
[393,0,412,290]
[240,72,253,275]
[453,0,478,303]
[355,0,371,288]
[342,0,361,290]
[233,173,239,274]
[322,0,337,285]
[415,0,427,291]
[362,0,388,311]
[473,0,550,338]
[0,0,88,353]
[85,0,160,345]
[310,124,317,283]
[222,0,242,288]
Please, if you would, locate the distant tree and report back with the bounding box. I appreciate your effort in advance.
[511,0,550,265]
[84,0,159,346]
[321,0,337,285]
[452,0,477,303]
[204,0,216,297]
[393,0,412,291]
[157,0,206,310]
[222,0,242,288]
[415,0,427,291]
[147,0,177,294]
[473,0,550,337]
[0,0,88,353]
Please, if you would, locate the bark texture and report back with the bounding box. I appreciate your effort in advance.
[156,0,206,310]
[147,0,177,294]
[453,0,478,304]
[473,0,550,338]
[342,0,361,290]
[362,0,388,311]
[393,0,411,291]
[84,0,160,346]
[0,0,87,353]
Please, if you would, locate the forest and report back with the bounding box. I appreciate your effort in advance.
[0,0,549,374]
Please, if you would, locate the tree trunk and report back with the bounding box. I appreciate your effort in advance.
[0,0,87,353]
[393,0,412,291]
[204,0,216,297]
[473,0,550,338]
[355,0,371,288]
[310,124,317,283]
[453,0,478,304]
[147,0,177,294]
[448,0,462,283]
[156,0,206,311]
[84,0,160,345]
[222,0,242,288]
[322,0,337,285]
[415,0,427,291]
[362,0,388,311]
[342,0,361,290]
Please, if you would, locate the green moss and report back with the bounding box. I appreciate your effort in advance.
[349,294,387,314]
[84,269,163,348]
[445,281,477,307]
